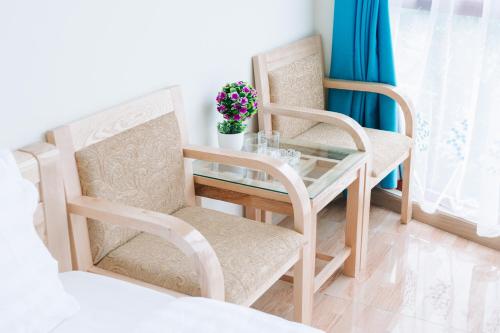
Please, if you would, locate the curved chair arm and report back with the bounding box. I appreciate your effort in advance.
[323,78,415,138]
[183,145,312,238]
[264,103,373,155]
[67,195,225,301]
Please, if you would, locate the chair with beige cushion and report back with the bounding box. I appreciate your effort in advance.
[48,86,315,324]
[5,144,322,332]
[253,35,414,250]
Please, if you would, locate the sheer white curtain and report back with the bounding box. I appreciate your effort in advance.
[389,0,500,237]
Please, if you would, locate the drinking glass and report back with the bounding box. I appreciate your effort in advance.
[243,135,267,154]
[287,149,301,167]
[258,130,280,150]
[243,134,267,181]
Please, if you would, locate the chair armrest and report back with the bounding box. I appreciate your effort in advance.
[263,103,372,154]
[67,195,225,300]
[323,78,414,137]
[183,145,312,238]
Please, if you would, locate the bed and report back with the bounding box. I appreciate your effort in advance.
[56,271,319,333]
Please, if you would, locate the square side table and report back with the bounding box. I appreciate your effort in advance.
[193,137,368,292]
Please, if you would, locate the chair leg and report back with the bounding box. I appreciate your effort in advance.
[293,244,314,325]
[401,150,413,224]
[344,164,366,277]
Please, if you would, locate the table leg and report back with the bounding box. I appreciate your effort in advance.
[310,212,318,262]
[244,206,274,224]
[244,206,257,220]
[343,164,365,277]
[262,210,273,224]
[360,165,372,270]
[244,206,263,222]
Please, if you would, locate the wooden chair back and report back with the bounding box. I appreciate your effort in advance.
[47,86,196,271]
[253,35,326,138]
[14,144,72,272]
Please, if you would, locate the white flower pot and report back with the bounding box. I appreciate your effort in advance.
[217,132,245,151]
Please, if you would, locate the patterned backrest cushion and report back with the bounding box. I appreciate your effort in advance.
[75,112,186,263]
[268,52,325,138]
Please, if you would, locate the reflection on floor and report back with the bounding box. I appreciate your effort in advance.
[252,199,500,333]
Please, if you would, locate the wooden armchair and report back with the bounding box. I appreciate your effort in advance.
[253,35,414,242]
[47,86,315,324]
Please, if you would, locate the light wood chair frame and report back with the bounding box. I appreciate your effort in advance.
[47,86,315,324]
[15,143,73,273]
[253,35,415,262]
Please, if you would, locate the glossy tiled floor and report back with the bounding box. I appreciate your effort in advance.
[253,200,500,333]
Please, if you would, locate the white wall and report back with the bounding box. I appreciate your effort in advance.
[314,0,334,74]
[0,0,314,149]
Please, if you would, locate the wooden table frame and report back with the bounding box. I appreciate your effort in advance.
[194,154,368,292]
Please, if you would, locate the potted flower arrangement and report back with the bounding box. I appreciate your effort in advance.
[216,81,258,150]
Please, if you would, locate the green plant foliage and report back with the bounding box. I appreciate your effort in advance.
[217,120,247,134]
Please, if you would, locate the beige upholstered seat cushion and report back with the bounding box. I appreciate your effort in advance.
[96,206,303,305]
[75,113,187,263]
[268,52,325,138]
[295,123,412,178]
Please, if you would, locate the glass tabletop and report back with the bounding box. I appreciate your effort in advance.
[193,136,366,199]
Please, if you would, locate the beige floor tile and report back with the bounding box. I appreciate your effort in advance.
[254,201,500,332]
[327,302,396,333]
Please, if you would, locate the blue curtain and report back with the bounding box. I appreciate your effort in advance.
[328,0,398,189]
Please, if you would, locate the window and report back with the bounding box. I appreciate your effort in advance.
[390,0,500,236]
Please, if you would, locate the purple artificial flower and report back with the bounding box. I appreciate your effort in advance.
[215,82,259,123]
[216,91,227,102]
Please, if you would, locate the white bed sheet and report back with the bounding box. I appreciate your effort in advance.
[52,271,176,333]
[53,271,323,333]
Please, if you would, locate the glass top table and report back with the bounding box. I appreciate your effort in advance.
[192,137,366,199]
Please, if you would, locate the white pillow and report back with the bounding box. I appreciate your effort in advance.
[0,150,79,333]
